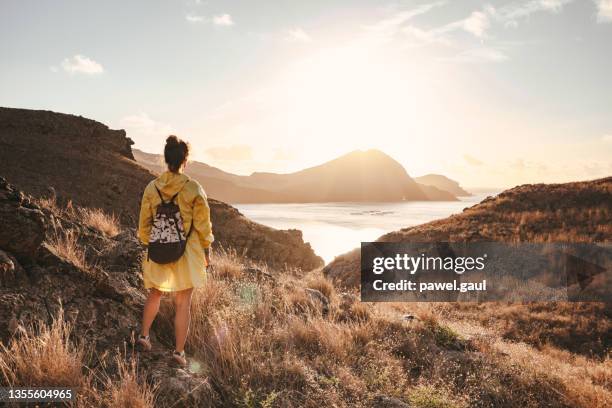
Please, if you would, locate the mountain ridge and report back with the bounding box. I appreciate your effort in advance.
[134,148,459,203]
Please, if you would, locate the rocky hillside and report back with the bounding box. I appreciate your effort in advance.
[324,177,612,361]
[324,177,611,287]
[0,107,322,270]
[135,148,458,203]
[0,176,221,404]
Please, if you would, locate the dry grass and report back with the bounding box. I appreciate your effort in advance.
[34,195,121,237]
[149,251,610,407]
[408,385,462,408]
[432,302,611,358]
[2,247,609,406]
[47,228,91,270]
[0,310,84,387]
[80,207,121,237]
[33,195,64,215]
[9,179,608,406]
[103,357,157,408]
[0,309,155,408]
[306,274,334,299]
[212,247,245,280]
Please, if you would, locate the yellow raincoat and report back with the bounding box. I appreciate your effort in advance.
[138,171,214,292]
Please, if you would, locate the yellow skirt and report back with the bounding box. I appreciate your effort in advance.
[143,232,207,292]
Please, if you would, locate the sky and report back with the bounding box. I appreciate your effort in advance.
[1,0,611,188]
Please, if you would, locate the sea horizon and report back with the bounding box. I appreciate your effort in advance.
[235,193,496,263]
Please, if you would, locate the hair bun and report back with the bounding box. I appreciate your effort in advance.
[163,135,190,172]
[166,135,180,146]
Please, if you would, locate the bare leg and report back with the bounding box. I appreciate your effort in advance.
[174,288,194,353]
[141,288,163,337]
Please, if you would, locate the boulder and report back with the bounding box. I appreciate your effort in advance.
[305,288,330,316]
[0,249,27,287]
[0,177,46,259]
[372,395,411,408]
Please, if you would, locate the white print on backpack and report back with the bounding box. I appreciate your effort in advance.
[150,211,186,244]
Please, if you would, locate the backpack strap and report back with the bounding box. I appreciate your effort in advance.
[154,186,165,203]
[154,186,181,204]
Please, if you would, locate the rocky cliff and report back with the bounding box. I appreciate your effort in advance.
[0,107,322,270]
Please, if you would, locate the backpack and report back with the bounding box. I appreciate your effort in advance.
[147,185,192,264]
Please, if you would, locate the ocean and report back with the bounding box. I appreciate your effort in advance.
[235,194,494,263]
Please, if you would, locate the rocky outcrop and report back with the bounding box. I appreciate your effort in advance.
[0,107,322,270]
[208,199,322,270]
[0,178,139,346]
[0,177,46,259]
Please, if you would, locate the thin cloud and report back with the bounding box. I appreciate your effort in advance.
[186,14,205,23]
[401,8,492,45]
[213,14,234,26]
[441,46,509,63]
[464,154,484,166]
[595,0,612,22]
[401,25,454,47]
[286,28,312,43]
[602,134,612,143]
[60,55,104,75]
[365,1,446,34]
[186,13,234,26]
[493,0,575,26]
[462,11,490,37]
[120,113,175,141]
[368,4,505,62]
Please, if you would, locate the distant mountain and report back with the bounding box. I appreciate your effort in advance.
[134,149,459,203]
[415,174,471,196]
[416,183,457,201]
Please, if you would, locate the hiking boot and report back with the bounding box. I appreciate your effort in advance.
[173,350,187,367]
[137,334,152,351]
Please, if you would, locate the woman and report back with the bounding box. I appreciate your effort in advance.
[136,135,214,366]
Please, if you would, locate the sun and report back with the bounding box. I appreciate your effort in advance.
[275,41,444,166]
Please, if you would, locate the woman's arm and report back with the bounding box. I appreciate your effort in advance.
[192,184,214,250]
[137,188,153,246]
